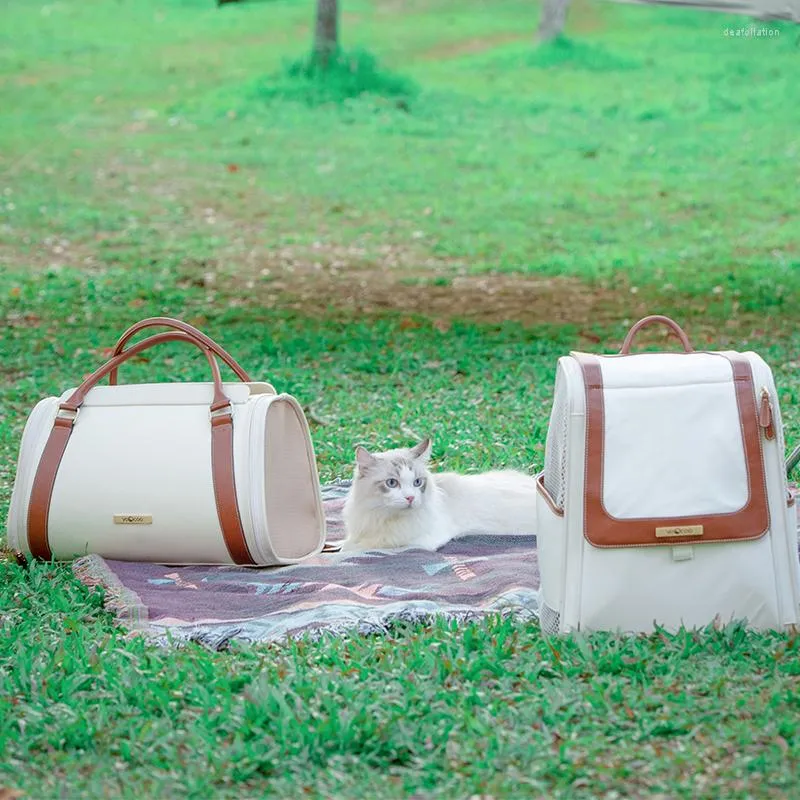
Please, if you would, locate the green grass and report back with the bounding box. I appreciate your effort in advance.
[261,47,418,105]
[2,0,800,796]
[3,559,800,798]
[2,0,798,303]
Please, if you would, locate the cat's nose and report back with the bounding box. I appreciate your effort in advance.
[405,496,414,505]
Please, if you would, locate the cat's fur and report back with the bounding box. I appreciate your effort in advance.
[341,438,537,551]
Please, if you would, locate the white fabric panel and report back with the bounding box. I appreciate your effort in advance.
[579,537,781,631]
[59,382,256,407]
[561,356,590,632]
[535,477,566,615]
[233,397,261,564]
[600,353,733,389]
[48,404,232,563]
[602,379,749,518]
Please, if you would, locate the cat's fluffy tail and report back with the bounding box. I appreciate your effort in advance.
[434,470,537,536]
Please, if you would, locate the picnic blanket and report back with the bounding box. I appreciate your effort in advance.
[73,482,540,649]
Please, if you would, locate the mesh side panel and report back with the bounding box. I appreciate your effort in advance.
[539,601,561,635]
[543,368,570,511]
[771,388,798,543]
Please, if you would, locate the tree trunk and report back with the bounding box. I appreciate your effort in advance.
[314,0,339,67]
[536,0,571,41]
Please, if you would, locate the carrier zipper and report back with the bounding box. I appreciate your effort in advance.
[759,387,775,441]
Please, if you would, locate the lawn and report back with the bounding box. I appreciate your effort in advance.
[1,0,799,797]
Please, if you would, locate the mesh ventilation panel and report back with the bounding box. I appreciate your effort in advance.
[539,601,561,636]
[543,368,570,511]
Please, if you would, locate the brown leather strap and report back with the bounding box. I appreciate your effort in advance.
[27,415,74,560]
[574,351,769,548]
[211,410,254,564]
[620,315,693,355]
[108,317,252,386]
[28,331,255,564]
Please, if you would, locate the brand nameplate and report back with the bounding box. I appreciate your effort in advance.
[113,514,153,525]
[655,524,703,539]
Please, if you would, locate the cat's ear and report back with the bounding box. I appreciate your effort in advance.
[410,437,432,462]
[355,445,376,473]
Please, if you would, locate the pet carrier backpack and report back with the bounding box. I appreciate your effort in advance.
[536,315,800,633]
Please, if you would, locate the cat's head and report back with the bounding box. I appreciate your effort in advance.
[351,438,433,514]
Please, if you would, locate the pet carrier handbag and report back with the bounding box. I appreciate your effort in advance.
[536,314,800,633]
[7,317,325,565]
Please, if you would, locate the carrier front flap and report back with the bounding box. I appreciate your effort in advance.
[573,350,769,548]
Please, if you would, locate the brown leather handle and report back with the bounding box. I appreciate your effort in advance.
[620,315,693,355]
[107,317,251,386]
[61,331,230,414]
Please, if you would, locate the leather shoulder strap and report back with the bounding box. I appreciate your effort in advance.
[211,408,254,564]
[27,415,74,560]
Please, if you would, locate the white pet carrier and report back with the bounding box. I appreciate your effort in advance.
[536,315,800,634]
[7,317,325,566]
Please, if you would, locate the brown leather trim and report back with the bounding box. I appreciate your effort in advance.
[27,416,74,560]
[27,331,255,564]
[536,472,565,517]
[211,410,256,565]
[620,315,694,355]
[108,317,252,385]
[574,352,770,548]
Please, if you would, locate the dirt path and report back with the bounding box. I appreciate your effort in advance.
[258,265,623,328]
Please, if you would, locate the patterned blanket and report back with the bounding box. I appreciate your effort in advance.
[73,482,540,648]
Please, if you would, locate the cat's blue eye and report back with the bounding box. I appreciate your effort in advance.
[386,478,399,488]
[413,478,423,487]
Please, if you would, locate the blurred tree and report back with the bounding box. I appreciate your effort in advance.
[537,0,571,40]
[315,0,339,66]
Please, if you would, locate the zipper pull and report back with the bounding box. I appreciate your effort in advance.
[759,388,775,440]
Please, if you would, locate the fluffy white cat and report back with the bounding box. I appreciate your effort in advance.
[341,438,537,551]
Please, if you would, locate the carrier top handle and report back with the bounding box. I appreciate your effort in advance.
[620,315,694,355]
[108,317,252,385]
